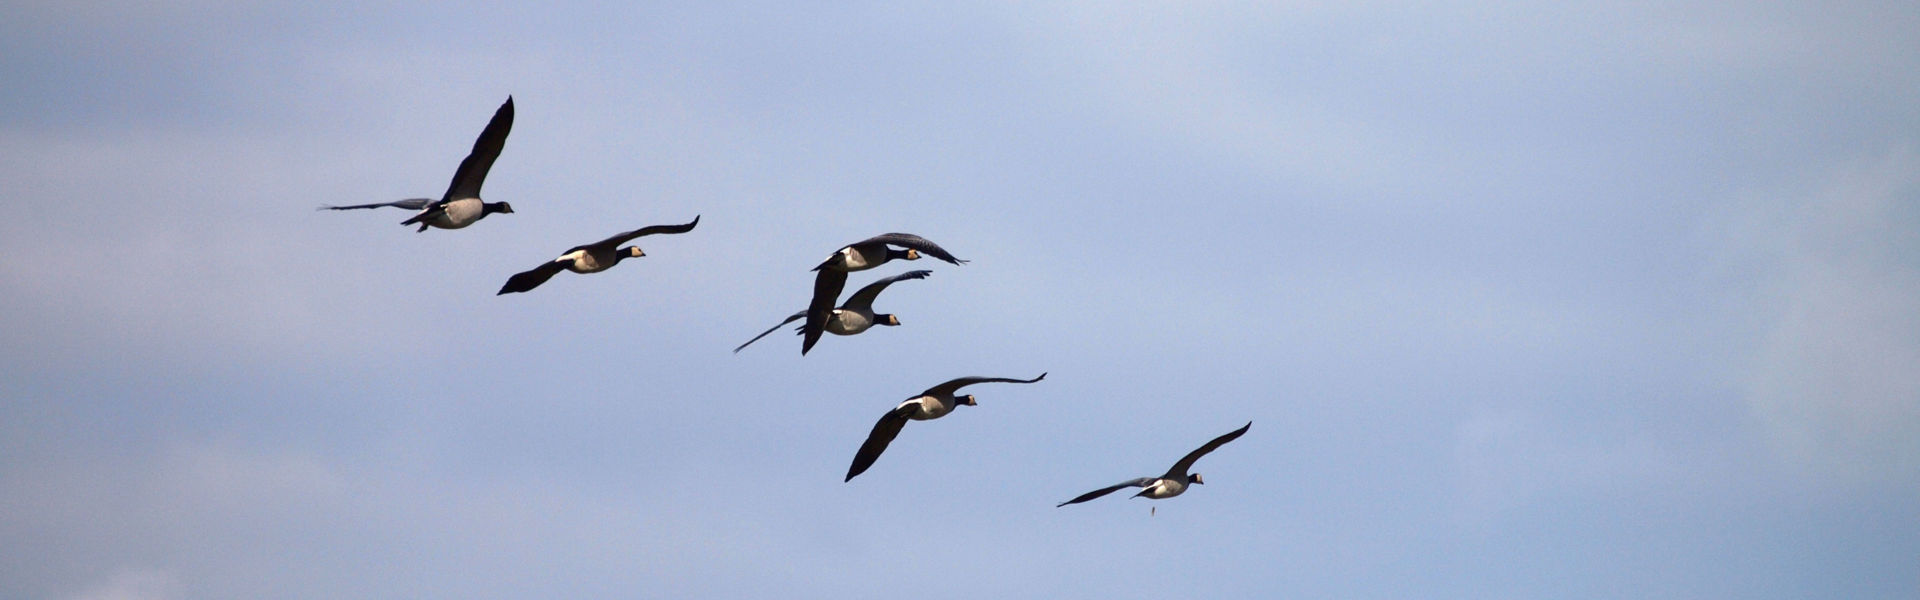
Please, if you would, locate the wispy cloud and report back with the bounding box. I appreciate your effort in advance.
[69,568,178,600]
[1729,145,1920,483]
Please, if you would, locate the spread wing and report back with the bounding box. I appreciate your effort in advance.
[441,96,514,202]
[842,269,932,312]
[845,405,915,482]
[587,215,701,250]
[1056,477,1156,507]
[496,259,571,295]
[855,233,969,266]
[802,269,848,355]
[922,373,1047,398]
[317,198,432,211]
[735,310,806,353]
[1165,421,1252,479]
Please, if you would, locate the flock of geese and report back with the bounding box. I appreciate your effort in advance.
[320,96,1251,511]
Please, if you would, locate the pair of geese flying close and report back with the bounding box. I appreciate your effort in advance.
[844,375,1251,511]
[805,234,968,354]
[320,97,1251,509]
[316,96,700,294]
[732,269,928,353]
[733,233,967,354]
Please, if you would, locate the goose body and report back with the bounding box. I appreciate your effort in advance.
[556,247,620,273]
[411,197,493,230]
[823,309,882,335]
[844,373,1048,481]
[897,395,959,421]
[1056,421,1251,508]
[1135,478,1191,500]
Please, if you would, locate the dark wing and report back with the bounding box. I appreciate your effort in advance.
[317,198,432,211]
[802,269,848,355]
[845,405,915,481]
[441,96,515,202]
[1056,477,1156,507]
[496,259,571,295]
[587,215,701,250]
[842,269,932,312]
[1164,421,1252,479]
[735,311,806,353]
[922,372,1047,398]
[857,233,968,266]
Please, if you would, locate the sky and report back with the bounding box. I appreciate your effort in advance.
[2,2,1917,598]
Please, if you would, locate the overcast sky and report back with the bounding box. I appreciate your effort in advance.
[3,2,1917,599]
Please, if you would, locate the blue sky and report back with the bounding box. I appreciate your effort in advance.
[3,2,1916,599]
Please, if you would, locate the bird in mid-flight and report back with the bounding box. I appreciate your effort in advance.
[496,216,700,295]
[845,373,1047,481]
[1057,421,1251,512]
[320,96,516,232]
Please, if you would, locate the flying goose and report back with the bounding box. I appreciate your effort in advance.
[735,269,932,353]
[813,233,968,273]
[1056,421,1251,509]
[806,234,966,354]
[320,96,516,231]
[845,372,1047,481]
[496,216,700,295]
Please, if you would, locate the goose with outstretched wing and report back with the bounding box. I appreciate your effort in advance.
[497,216,700,295]
[845,373,1047,481]
[1057,421,1252,509]
[321,97,517,231]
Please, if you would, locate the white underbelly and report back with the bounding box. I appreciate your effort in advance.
[825,311,873,335]
[1142,479,1187,499]
[841,247,882,271]
[562,249,614,273]
[904,397,953,421]
[428,198,484,229]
